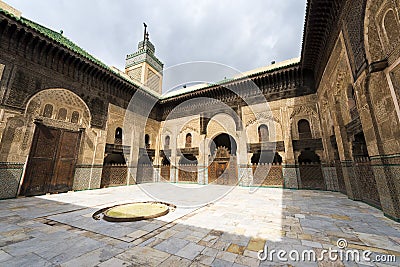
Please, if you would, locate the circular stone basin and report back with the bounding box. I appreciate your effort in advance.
[102,202,172,222]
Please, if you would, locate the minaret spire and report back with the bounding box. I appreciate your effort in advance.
[125,23,164,94]
[143,22,147,49]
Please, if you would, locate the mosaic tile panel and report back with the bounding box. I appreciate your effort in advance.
[238,166,252,187]
[73,165,103,191]
[137,165,154,183]
[322,166,339,191]
[282,166,298,189]
[0,163,24,199]
[197,165,206,184]
[90,168,102,189]
[385,164,400,220]
[354,158,381,209]
[335,161,347,194]
[128,167,137,185]
[371,164,400,220]
[341,162,361,200]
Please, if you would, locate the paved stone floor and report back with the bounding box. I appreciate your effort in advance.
[0,185,399,266]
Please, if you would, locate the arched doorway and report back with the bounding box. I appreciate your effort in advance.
[251,151,280,164]
[298,150,325,190]
[185,133,192,147]
[101,127,128,188]
[160,135,171,181]
[210,133,237,156]
[101,153,127,188]
[258,124,270,142]
[115,127,123,144]
[145,134,150,149]
[20,89,90,196]
[160,155,171,182]
[298,119,312,139]
[251,152,283,187]
[178,154,198,183]
[208,133,238,185]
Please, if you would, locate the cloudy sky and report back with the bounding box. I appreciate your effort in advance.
[5,0,306,90]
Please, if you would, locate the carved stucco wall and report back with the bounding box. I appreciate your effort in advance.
[105,104,126,144]
[314,0,400,219]
[317,33,355,161]
[178,117,201,149]
[363,0,400,155]
[0,88,105,165]
[365,0,400,64]
[145,118,161,150]
[242,104,282,144]
[290,104,321,140]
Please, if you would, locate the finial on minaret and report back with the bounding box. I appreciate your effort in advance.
[143,22,148,49]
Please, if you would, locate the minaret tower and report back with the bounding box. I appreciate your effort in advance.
[125,23,163,94]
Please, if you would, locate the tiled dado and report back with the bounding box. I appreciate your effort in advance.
[321,165,339,191]
[370,154,400,222]
[73,165,103,191]
[0,162,24,199]
[282,165,299,189]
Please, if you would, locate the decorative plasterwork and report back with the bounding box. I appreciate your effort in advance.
[245,112,280,128]
[179,125,199,134]
[290,106,317,119]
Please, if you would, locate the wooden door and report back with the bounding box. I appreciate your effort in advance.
[21,125,60,196]
[21,125,81,196]
[49,130,81,193]
[217,162,229,185]
[217,163,227,178]
[208,161,228,184]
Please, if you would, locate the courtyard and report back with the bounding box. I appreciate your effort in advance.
[0,185,399,267]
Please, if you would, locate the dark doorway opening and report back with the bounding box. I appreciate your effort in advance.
[298,150,320,163]
[298,119,312,139]
[251,151,282,164]
[210,133,237,155]
[208,134,238,185]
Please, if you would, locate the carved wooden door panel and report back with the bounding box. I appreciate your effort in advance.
[208,162,217,183]
[21,125,60,196]
[21,125,81,196]
[217,162,227,177]
[209,162,227,185]
[49,130,81,193]
[217,162,227,183]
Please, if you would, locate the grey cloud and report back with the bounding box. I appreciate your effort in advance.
[5,0,306,90]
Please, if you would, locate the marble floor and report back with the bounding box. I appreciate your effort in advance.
[0,185,399,266]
